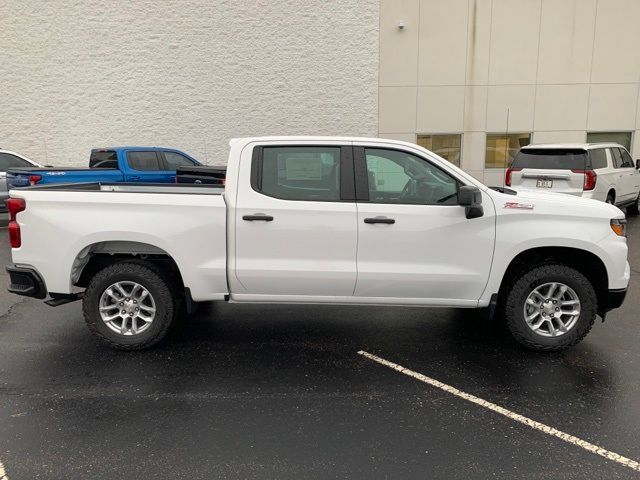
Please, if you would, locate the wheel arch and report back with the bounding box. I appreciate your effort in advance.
[607,189,616,203]
[71,240,185,291]
[497,246,608,315]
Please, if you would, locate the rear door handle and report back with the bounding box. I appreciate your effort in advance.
[364,216,395,224]
[129,176,141,181]
[243,214,274,222]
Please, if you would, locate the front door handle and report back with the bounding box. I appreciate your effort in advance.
[243,214,274,222]
[364,216,395,224]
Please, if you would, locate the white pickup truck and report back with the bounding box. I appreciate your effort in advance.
[5,137,630,352]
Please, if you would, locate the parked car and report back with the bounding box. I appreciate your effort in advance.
[176,165,226,185]
[0,149,45,212]
[506,143,640,213]
[5,136,629,352]
[6,147,201,189]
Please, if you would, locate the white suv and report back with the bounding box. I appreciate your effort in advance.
[506,143,640,214]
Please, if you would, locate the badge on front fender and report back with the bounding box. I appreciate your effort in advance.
[504,202,534,210]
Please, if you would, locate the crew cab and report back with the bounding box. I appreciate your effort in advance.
[6,147,201,188]
[506,143,640,213]
[5,137,630,352]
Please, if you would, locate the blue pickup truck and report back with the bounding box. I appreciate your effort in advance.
[7,147,201,188]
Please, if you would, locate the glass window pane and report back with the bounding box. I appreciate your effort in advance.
[620,148,634,168]
[0,153,31,170]
[90,150,117,169]
[513,149,588,169]
[164,152,195,169]
[587,132,632,151]
[416,134,462,166]
[589,149,608,169]
[611,148,623,168]
[127,151,160,171]
[260,146,340,201]
[485,133,531,169]
[365,148,458,205]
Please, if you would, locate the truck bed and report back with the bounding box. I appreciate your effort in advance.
[9,182,228,302]
[7,168,124,188]
[25,182,224,195]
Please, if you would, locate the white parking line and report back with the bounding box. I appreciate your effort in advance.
[357,350,640,473]
[0,459,9,480]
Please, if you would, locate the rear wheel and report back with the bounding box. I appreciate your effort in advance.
[606,193,615,205]
[504,264,596,352]
[627,195,640,215]
[83,262,175,350]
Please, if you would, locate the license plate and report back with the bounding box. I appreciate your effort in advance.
[536,178,553,188]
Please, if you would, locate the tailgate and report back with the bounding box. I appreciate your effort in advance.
[176,165,226,185]
[510,148,589,195]
[512,168,585,195]
[7,170,35,188]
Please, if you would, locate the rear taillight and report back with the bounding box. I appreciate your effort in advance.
[6,198,26,248]
[505,167,521,187]
[28,175,42,186]
[571,169,597,191]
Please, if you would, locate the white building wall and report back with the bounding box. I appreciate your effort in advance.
[0,1,378,165]
[379,0,640,184]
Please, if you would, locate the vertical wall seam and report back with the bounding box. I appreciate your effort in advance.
[414,0,421,139]
[531,0,543,141]
[461,0,471,167]
[585,0,599,137]
[483,0,494,132]
[377,1,380,136]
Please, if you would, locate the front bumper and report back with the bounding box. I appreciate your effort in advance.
[6,265,47,299]
[604,287,627,312]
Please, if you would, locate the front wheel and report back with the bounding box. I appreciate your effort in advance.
[627,195,640,215]
[504,264,596,352]
[83,262,176,350]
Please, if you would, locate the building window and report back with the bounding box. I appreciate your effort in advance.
[485,133,531,169]
[587,132,632,151]
[417,134,462,167]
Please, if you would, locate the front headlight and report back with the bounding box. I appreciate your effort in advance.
[610,218,627,237]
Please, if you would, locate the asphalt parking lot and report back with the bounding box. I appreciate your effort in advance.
[0,217,639,479]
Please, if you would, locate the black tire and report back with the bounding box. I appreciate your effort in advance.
[627,195,640,215]
[504,264,596,352]
[83,261,175,350]
[606,193,615,205]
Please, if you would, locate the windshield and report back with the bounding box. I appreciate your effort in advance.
[512,149,589,170]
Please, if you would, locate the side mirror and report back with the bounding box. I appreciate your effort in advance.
[635,160,640,170]
[458,185,484,219]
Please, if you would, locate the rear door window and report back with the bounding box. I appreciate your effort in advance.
[611,148,624,168]
[0,153,32,171]
[89,150,118,169]
[127,151,161,171]
[255,146,341,201]
[589,149,608,170]
[511,149,589,170]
